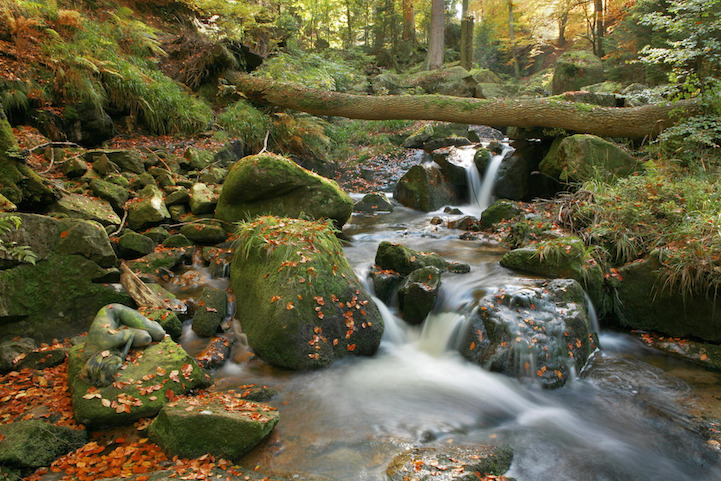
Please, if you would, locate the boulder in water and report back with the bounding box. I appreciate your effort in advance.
[230,216,384,370]
[397,266,442,325]
[459,279,598,388]
[393,163,458,212]
[215,153,353,228]
[375,241,470,276]
[386,444,513,481]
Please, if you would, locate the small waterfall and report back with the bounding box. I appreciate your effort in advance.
[475,153,505,211]
[374,296,408,346]
[417,312,469,357]
[456,144,513,215]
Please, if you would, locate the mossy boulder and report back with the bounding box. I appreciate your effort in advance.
[397,266,442,325]
[386,444,513,481]
[375,241,470,276]
[144,309,183,341]
[188,183,217,215]
[615,254,721,342]
[89,178,130,213]
[148,394,279,461]
[369,267,404,305]
[0,214,129,343]
[49,193,121,226]
[191,287,228,337]
[127,185,171,231]
[499,237,604,310]
[539,134,642,183]
[354,192,394,214]
[230,216,384,370]
[0,420,87,469]
[480,199,522,229]
[393,163,457,212]
[68,337,211,428]
[551,51,604,95]
[125,247,192,276]
[117,231,156,259]
[179,220,227,244]
[459,279,598,388]
[84,149,145,175]
[0,338,35,372]
[215,153,354,228]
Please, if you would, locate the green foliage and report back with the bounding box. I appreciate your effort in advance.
[255,51,363,92]
[216,99,270,150]
[558,161,721,296]
[0,215,36,265]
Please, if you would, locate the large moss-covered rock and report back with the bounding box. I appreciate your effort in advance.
[84,149,145,174]
[230,216,384,370]
[89,178,130,213]
[0,213,128,343]
[386,444,513,481]
[615,254,721,342]
[539,134,642,183]
[68,337,211,428]
[393,163,457,212]
[216,153,353,228]
[127,185,171,231]
[117,231,156,259]
[551,51,604,95]
[499,237,604,309]
[459,279,598,388]
[148,393,279,461]
[480,199,522,229]
[179,219,227,244]
[0,420,87,469]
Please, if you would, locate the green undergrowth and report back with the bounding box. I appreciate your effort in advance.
[2,0,211,134]
[557,156,721,297]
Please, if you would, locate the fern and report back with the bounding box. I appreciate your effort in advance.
[0,215,36,265]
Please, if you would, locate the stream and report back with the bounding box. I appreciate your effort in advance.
[172,145,721,480]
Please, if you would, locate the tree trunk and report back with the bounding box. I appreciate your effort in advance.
[460,16,474,71]
[427,0,444,69]
[401,0,417,43]
[225,72,698,139]
[508,1,520,78]
[594,0,604,57]
[558,12,568,48]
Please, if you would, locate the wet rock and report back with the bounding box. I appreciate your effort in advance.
[398,266,442,325]
[500,237,604,310]
[480,199,522,229]
[386,444,513,481]
[539,134,641,183]
[201,246,233,278]
[89,178,130,213]
[68,337,211,428]
[163,233,194,248]
[195,336,233,370]
[50,193,121,226]
[148,394,279,461]
[0,420,87,470]
[459,279,598,388]
[230,216,384,370]
[216,153,353,228]
[551,51,604,95]
[354,192,393,214]
[192,288,229,338]
[369,267,404,304]
[447,215,481,231]
[393,163,457,212]
[117,231,155,259]
[375,241,470,276]
[125,247,193,276]
[126,185,171,230]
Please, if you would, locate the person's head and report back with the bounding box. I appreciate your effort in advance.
[81,350,123,387]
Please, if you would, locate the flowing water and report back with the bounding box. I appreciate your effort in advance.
[175,148,721,480]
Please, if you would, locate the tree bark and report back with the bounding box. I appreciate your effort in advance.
[401,0,417,43]
[427,0,444,69]
[594,0,604,57]
[226,72,698,139]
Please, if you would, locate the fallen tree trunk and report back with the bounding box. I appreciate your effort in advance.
[225,72,698,139]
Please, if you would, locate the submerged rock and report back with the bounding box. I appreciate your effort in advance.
[397,266,442,325]
[375,241,470,275]
[230,216,384,370]
[216,153,354,228]
[386,444,513,481]
[459,279,598,388]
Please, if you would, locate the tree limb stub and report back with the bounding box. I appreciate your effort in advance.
[225,72,698,139]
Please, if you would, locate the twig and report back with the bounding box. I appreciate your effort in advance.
[40,148,55,174]
[258,130,270,155]
[29,141,80,152]
[109,209,128,238]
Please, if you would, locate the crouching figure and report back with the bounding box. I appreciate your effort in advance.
[81,304,166,387]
